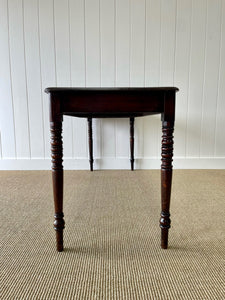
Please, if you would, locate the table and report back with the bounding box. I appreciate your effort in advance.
[45,87,179,252]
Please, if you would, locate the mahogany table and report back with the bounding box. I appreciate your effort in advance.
[45,87,179,252]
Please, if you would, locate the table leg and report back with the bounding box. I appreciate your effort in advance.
[88,117,94,171]
[130,117,135,171]
[160,120,174,249]
[51,121,65,252]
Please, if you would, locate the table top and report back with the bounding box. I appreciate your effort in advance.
[47,86,178,120]
[45,87,179,94]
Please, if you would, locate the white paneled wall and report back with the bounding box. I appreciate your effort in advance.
[0,0,225,170]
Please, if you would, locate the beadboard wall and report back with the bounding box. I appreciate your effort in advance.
[0,0,225,170]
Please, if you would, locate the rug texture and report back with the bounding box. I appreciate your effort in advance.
[1,170,224,299]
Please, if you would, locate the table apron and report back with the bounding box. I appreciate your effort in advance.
[60,94,164,114]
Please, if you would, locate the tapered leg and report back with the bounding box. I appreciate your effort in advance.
[160,120,174,249]
[130,117,135,171]
[51,121,65,252]
[88,117,94,171]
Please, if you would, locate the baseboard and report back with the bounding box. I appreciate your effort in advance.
[0,157,225,170]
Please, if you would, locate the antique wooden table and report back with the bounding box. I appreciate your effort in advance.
[45,87,179,252]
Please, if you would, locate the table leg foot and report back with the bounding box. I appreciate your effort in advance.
[130,160,134,171]
[54,212,65,252]
[55,230,64,252]
[56,233,64,252]
[160,211,171,249]
[161,228,169,249]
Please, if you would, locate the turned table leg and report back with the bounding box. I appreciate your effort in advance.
[51,121,65,252]
[130,117,135,171]
[88,117,94,171]
[160,120,174,249]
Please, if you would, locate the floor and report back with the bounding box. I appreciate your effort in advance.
[1,170,224,299]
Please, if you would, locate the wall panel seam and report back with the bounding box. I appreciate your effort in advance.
[200,0,208,158]
[129,0,131,87]
[22,0,31,158]
[214,0,223,156]
[185,0,193,157]
[99,0,102,87]
[143,0,146,87]
[158,0,162,86]
[173,0,178,86]
[84,0,87,87]
[53,0,57,85]
[37,0,45,158]
[114,0,116,157]
[68,0,74,157]
[0,131,2,158]
[6,0,17,158]
[114,0,116,87]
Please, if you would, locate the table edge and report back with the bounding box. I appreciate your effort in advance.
[45,87,179,94]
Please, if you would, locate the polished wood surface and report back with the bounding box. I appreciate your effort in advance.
[46,87,178,252]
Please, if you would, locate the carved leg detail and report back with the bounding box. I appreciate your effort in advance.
[160,121,174,249]
[88,117,94,171]
[130,117,135,171]
[51,121,65,252]
[54,213,65,252]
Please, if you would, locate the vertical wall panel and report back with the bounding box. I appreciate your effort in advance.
[72,118,87,158]
[39,0,56,158]
[101,119,116,158]
[159,0,176,85]
[0,132,1,158]
[100,0,116,157]
[200,0,221,157]
[24,0,44,158]
[54,0,73,158]
[186,0,207,157]
[157,0,177,160]
[130,0,145,87]
[130,0,146,158]
[143,115,161,158]
[0,0,225,169]
[85,0,101,158]
[115,118,129,159]
[155,0,177,163]
[70,0,87,158]
[8,0,30,158]
[85,0,101,86]
[115,0,130,157]
[70,0,86,87]
[174,0,192,157]
[0,0,16,158]
[115,0,130,87]
[145,0,161,87]
[100,0,115,87]
[144,0,161,158]
[215,0,225,157]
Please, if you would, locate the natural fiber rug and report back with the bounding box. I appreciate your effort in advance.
[1,170,224,299]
